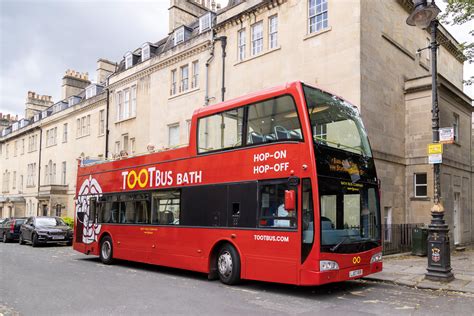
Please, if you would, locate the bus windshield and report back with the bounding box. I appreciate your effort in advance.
[303,85,372,158]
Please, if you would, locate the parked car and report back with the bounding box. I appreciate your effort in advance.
[1,217,27,243]
[19,216,73,247]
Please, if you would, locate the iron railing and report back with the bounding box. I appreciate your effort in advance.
[382,223,424,255]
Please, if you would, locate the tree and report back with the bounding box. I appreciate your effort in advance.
[441,0,473,85]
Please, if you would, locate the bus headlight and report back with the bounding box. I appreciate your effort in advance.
[320,260,339,271]
[370,252,383,263]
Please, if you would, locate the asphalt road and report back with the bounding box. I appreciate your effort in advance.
[1,242,473,316]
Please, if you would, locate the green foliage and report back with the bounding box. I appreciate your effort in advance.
[62,217,74,228]
[440,0,473,85]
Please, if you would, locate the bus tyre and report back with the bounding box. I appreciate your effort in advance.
[217,244,241,285]
[19,234,25,245]
[100,236,114,265]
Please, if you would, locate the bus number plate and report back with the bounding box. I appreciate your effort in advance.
[349,269,363,278]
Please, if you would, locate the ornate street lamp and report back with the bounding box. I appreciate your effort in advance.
[406,0,454,282]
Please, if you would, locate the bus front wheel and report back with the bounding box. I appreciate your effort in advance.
[100,236,114,265]
[217,244,241,285]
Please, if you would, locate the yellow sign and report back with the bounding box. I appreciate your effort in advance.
[428,143,443,155]
[352,256,361,264]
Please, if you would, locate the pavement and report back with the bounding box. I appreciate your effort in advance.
[364,247,474,294]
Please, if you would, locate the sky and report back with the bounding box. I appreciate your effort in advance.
[0,0,472,118]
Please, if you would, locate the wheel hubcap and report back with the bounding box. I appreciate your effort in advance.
[218,251,233,278]
[102,241,111,259]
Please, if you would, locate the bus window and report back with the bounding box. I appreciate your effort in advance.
[151,190,180,225]
[198,108,244,153]
[247,96,302,144]
[258,181,297,229]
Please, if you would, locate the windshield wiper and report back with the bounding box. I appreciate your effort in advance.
[330,236,350,252]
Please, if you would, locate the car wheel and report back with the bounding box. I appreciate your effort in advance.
[2,233,8,243]
[32,233,39,247]
[19,233,25,245]
[100,236,114,265]
[217,244,241,285]
[66,241,72,246]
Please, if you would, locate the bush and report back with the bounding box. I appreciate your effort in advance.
[62,217,74,228]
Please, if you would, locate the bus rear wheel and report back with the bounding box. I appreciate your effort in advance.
[100,236,114,265]
[217,244,241,285]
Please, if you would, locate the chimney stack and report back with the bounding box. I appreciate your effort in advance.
[25,91,54,119]
[168,0,210,33]
[96,59,116,84]
[62,69,90,100]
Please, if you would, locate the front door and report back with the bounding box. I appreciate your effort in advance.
[453,192,460,245]
[42,204,48,216]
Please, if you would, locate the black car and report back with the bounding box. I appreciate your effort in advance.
[1,217,27,242]
[19,216,73,247]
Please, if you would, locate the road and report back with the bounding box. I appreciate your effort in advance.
[1,242,473,315]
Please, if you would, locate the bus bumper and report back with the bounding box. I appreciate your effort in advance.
[299,261,383,286]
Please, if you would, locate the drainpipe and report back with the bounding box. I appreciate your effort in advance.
[104,69,115,159]
[214,36,227,102]
[205,40,215,106]
[36,127,42,216]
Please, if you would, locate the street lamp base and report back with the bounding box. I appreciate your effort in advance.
[425,269,454,282]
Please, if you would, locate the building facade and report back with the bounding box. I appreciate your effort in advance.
[1,0,473,245]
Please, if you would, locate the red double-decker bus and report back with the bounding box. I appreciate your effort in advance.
[74,81,382,285]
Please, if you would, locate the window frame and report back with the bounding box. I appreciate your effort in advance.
[197,93,304,155]
[251,21,263,56]
[414,173,428,198]
[168,123,180,147]
[308,0,329,34]
[238,28,246,61]
[268,15,278,49]
[453,113,459,143]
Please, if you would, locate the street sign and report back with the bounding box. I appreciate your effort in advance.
[439,127,454,144]
[428,143,443,154]
[429,153,442,164]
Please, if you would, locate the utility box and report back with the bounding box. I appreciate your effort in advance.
[412,227,428,256]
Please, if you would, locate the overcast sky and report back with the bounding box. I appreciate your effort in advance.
[0,0,472,118]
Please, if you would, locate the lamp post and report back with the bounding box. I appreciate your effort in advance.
[406,0,454,282]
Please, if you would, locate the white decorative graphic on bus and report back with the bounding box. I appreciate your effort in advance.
[76,176,102,244]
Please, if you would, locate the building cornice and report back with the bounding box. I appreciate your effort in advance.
[108,40,211,90]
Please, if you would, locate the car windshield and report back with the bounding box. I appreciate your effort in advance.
[36,217,66,226]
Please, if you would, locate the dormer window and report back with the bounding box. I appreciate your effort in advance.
[199,12,214,33]
[125,52,133,69]
[174,27,185,45]
[141,43,150,62]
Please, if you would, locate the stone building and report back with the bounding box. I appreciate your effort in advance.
[0,0,473,245]
[0,61,115,218]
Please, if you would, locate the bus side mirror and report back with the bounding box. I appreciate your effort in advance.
[284,190,296,211]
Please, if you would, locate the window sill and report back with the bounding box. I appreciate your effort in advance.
[234,46,281,66]
[303,27,332,41]
[46,144,57,148]
[115,116,137,124]
[169,87,200,100]
[410,196,430,201]
[76,134,91,139]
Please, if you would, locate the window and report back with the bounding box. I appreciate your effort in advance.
[141,43,150,61]
[124,89,130,118]
[151,191,180,225]
[63,123,68,142]
[251,22,263,55]
[258,180,297,229]
[180,65,189,92]
[170,69,177,95]
[14,141,17,157]
[269,15,278,49]
[168,124,180,147]
[76,119,81,136]
[191,61,199,89]
[61,161,67,185]
[309,0,328,33]
[198,108,244,152]
[19,175,23,193]
[174,27,184,45]
[99,110,105,135]
[131,86,137,116]
[198,95,302,153]
[414,173,428,197]
[115,141,120,154]
[97,193,151,224]
[122,134,129,153]
[77,115,91,137]
[453,113,459,142]
[21,139,25,155]
[116,91,123,121]
[12,171,16,190]
[130,138,136,154]
[125,52,133,69]
[27,163,36,187]
[46,127,57,147]
[238,29,246,61]
[199,12,213,33]
[2,170,9,193]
